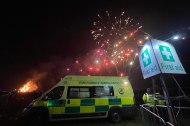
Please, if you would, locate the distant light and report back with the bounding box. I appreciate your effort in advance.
[173,35,179,40]
[124,36,127,39]
[118,41,122,44]
[75,60,79,64]
[97,50,100,53]
[95,60,99,64]
[114,44,119,47]
[89,67,93,71]
[105,63,109,66]
[129,61,133,65]
[96,68,100,71]
[182,37,186,40]
[138,40,142,44]
[120,73,124,77]
[66,68,70,71]
[135,53,138,56]
[145,36,149,40]
[130,32,134,36]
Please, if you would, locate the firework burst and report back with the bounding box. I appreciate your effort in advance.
[61,11,147,76]
[90,11,144,75]
[91,11,142,47]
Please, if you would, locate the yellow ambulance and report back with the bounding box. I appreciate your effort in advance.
[23,75,136,125]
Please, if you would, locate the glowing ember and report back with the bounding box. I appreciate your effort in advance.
[19,81,38,93]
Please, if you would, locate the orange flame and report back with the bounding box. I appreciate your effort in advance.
[19,81,38,93]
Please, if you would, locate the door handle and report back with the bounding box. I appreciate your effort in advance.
[67,99,70,104]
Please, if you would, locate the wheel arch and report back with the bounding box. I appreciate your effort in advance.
[108,106,123,115]
[108,106,123,123]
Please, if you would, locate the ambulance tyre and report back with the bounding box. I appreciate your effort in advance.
[108,109,122,123]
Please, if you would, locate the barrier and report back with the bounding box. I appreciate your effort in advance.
[140,104,174,126]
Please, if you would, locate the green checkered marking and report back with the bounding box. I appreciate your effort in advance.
[65,107,80,113]
[141,48,151,67]
[95,105,109,112]
[109,98,121,105]
[81,99,95,106]
[159,45,175,62]
[47,100,65,107]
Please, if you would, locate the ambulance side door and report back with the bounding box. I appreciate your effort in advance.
[65,87,94,118]
[42,86,66,120]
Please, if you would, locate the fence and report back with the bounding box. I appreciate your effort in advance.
[140,104,190,126]
[140,104,174,126]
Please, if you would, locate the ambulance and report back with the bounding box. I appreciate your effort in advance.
[23,75,136,125]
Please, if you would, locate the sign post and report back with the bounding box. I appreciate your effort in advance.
[160,74,177,125]
[139,39,186,125]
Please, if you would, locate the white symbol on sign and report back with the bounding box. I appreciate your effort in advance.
[143,53,149,65]
[161,47,172,60]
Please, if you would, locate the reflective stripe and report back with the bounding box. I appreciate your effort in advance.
[95,98,108,105]
[47,97,135,115]
[81,99,95,106]
[80,106,94,113]
[65,107,80,113]
[109,98,121,105]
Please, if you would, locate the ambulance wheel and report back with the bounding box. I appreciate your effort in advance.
[108,109,122,123]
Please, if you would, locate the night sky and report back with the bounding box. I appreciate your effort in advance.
[1,0,190,91]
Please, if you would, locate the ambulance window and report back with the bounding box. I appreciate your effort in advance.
[68,87,79,98]
[94,86,114,97]
[43,86,64,100]
[68,87,90,98]
[79,88,90,98]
